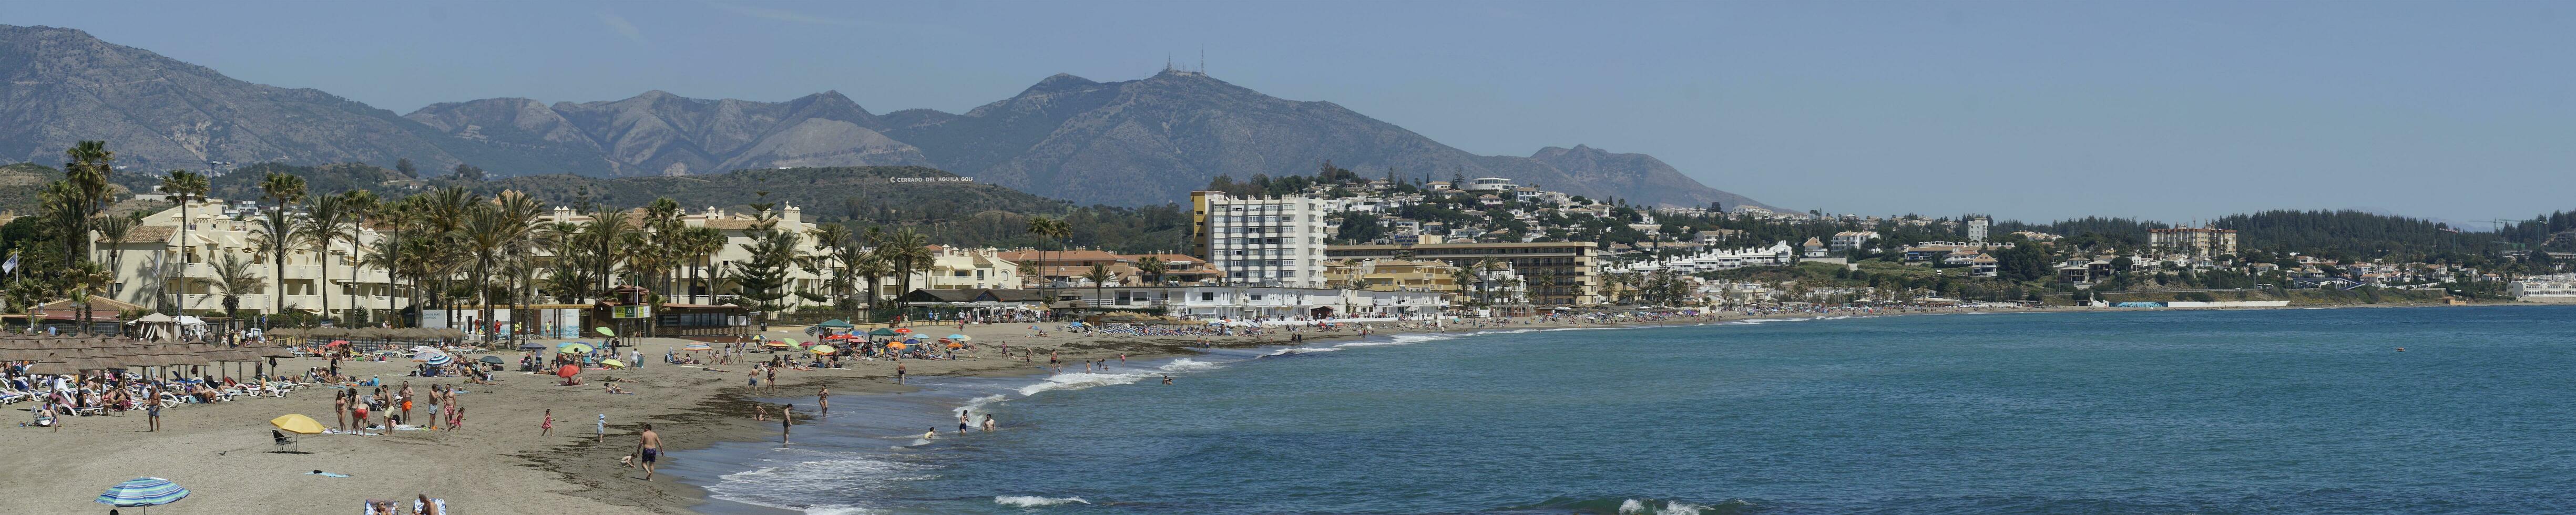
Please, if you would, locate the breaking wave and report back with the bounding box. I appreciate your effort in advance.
[994,496,1091,507]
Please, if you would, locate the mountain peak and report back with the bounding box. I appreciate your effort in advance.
[1024,73,1099,95]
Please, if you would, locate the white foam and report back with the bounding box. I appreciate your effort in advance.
[803,507,885,515]
[960,394,1008,414]
[1619,498,1711,514]
[994,496,1091,508]
[1338,333,1456,348]
[1159,358,1225,372]
[1016,371,1154,396]
[1264,347,1344,356]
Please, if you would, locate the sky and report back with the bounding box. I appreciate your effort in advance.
[9,1,2575,224]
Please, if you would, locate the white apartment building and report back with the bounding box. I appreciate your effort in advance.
[1463,177,1517,192]
[1189,192,1332,288]
[1610,241,1797,275]
[1831,231,1880,251]
[2509,274,2576,299]
[1062,285,1446,320]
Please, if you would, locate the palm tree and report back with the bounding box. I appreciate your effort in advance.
[94,212,138,286]
[338,190,381,324]
[807,222,855,307]
[247,208,305,320]
[159,170,210,314]
[1528,269,1559,306]
[880,228,934,297]
[1082,263,1114,308]
[1026,215,1071,291]
[1137,256,1168,286]
[257,171,309,318]
[464,192,543,341]
[373,197,421,326]
[59,141,115,267]
[64,261,110,335]
[302,194,350,324]
[418,188,476,325]
[205,253,261,324]
[849,249,895,315]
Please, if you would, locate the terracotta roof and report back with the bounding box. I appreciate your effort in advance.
[98,225,177,243]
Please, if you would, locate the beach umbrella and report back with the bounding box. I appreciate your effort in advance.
[602,359,626,368]
[886,343,907,350]
[410,349,447,362]
[817,318,854,328]
[867,328,898,336]
[518,341,550,350]
[325,340,350,347]
[24,362,77,375]
[478,356,506,365]
[892,328,913,334]
[595,326,616,337]
[424,353,454,367]
[762,341,792,349]
[557,364,580,378]
[947,334,970,342]
[96,477,190,512]
[557,342,595,354]
[807,345,836,355]
[780,337,801,346]
[682,342,712,352]
[270,414,326,435]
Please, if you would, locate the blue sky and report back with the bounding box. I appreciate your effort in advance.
[9,1,2574,223]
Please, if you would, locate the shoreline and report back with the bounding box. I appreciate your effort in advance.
[0,301,2493,514]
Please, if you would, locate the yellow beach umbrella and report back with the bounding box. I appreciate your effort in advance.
[602,359,627,368]
[270,414,325,435]
[886,343,907,350]
[807,345,836,355]
[594,326,616,337]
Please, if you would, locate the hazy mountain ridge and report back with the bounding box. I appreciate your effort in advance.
[1,24,1771,209]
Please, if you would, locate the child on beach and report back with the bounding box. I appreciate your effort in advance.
[597,414,607,442]
[541,409,553,436]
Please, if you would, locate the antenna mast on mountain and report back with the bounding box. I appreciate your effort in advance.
[1200,45,1207,74]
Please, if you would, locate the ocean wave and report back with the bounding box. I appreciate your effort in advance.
[1339,333,1457,347]
[1159,358,1225,372]
[1017,371,1155,396]
[1506,496,1752,514]
[994,496,1091,508]
[803,507,885,515]
[1264,347,1345,356]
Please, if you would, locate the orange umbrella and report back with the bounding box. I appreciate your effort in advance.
[886,343,907,350]
[892,328,913,334]
[556,364,579,378]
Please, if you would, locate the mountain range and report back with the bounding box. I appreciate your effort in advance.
[0,24,1773,209]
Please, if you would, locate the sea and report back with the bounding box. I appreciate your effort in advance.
[665,305,2576,514]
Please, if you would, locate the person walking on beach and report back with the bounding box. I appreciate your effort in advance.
[144,384,161,432]
[817,387,830,416]
[399,382,415,425]
[540,409,554,436]
[634,423,661,480]
[778,404,794,446]
[597,414,607,442]
[765,367,779,395]
[334,390,349,431]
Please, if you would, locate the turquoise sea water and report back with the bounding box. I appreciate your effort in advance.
[681,306,2576,514]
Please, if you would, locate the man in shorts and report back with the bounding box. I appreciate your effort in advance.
[634,423,662,480]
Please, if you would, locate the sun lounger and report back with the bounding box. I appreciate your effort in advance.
[273,429,300,452]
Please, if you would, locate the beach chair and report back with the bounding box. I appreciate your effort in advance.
[273,429,299,452]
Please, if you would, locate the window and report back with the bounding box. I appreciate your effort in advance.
[1201,292,1217,301]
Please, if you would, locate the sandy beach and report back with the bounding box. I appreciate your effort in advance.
[0,302,2459,514]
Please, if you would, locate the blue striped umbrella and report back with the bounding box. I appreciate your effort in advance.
[424,353,454,366]
[97,477,189,509]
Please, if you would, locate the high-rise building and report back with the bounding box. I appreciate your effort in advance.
[1189,191,1332,288]
[1968,218,1990,242]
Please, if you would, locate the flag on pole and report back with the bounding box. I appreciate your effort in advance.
[2,250,17,274]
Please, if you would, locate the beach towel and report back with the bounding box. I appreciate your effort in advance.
[306,470,350,478]
[414,498,450,514]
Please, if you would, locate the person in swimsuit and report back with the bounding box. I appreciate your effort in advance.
[779,404,793,445]
[540,409,553,436]
[896,363,907,384]
[957,409,971,434]
[982,414,996,432]
[817,387,830,416]
[635,423,662,480]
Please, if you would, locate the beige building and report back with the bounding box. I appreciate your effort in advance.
[1323,259,1466,302]
[1325,242,1603,305]
[2149,226,2238,257]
